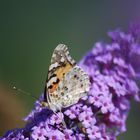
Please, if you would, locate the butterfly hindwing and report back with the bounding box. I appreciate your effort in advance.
[58,65,90,108]
[47,65,90,111]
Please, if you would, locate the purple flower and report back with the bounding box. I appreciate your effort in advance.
[49,112,63,125]
[1,23,140,140]
[45,129,64,140]
[78,106,95,128]
[31,126,47,140]
[87,126,102,140]
[64,103,82,119]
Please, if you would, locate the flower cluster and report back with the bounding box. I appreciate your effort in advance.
[1,23,140,140]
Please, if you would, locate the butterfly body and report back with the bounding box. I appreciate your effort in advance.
[44,44,90,112]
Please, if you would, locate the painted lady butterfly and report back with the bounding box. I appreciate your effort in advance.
[43,44,90,113]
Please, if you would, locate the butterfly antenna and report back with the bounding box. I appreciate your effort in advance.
[12,86,38,100]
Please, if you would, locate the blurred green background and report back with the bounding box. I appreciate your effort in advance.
[0,0,140,139]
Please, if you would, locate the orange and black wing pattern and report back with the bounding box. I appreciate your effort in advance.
[44,44,76,104]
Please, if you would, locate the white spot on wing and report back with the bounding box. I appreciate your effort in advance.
[60,57,65,62]
[47,76,57,88]
[55,44,66,51]
[49,62,59,71]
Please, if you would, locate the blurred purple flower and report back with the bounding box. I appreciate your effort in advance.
[1,23,140,140]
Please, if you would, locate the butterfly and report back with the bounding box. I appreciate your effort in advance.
[43,44,90,113]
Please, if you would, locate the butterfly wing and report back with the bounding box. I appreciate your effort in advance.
[59,65,90,107]
[44,44,76,107]
[49,65,90,111]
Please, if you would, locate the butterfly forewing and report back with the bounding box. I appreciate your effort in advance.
[45,44,76,106]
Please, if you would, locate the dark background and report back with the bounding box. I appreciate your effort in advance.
[0,1,140,139]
